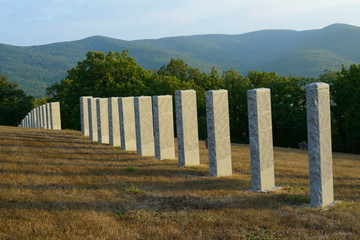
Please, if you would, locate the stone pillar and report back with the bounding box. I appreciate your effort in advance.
[247,88,275,191]
[153,95,175,160]
[118,97,137,151]
[108,97,121,147]
[88,98,99,141]
[29,111,33,128]
[36,107,41,128]
[205,89,232,177]
[80,96,92,136]
[32,109,37,128]
[96,98,110,144]
[37,107,41,128]
[50,102,61,130]
[306,82,334,208]
[134,96,155,156]
[41,105,47,129]
[46,103,51,130]
[175,90,200,166]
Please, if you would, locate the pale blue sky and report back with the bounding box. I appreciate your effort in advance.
[1,0,360,46]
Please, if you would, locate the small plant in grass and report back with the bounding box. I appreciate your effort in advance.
[115,211,127,218]
[125,184,141,194]
[125,166,136,172]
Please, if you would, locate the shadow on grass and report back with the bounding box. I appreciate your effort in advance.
[0,191,309,213]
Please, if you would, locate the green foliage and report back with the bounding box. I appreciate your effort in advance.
[47,49,360,154]
[33,96,49,108]
[319,64,360,154]
[48,50,313,149]
[0,74,34,126]
[125,166,136,172]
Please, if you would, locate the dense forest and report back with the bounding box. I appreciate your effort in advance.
[44,50,360,154]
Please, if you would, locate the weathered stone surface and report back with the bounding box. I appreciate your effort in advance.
[80,96,92,136]
[134,96,155,156]
[46,103,51,130]
[175,90,200,166]
[96,98,110,144]
[88,98,99,141]
[205,89,232,177]
[41,105,47,129]
[37,106,43,128]
[153,95,175,160]
[50,102,61,130]
[36,107,41,128]
[108,97,121,147]
[118,97,137,151]
[32,109,37,128]
[247,88,275,191]
[306,82,334,208]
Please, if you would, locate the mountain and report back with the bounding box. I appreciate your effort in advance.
[1,23,360,97]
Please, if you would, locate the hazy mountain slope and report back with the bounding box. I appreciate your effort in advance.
[0,23,359,97]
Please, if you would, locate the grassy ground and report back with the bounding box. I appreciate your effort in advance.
[0,125,359,239]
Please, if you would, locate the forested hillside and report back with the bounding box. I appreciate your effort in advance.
[46,50,360,154]
[1,23,360,97]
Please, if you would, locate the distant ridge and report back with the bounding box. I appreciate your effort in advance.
[1,23,359,97]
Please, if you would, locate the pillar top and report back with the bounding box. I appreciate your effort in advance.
[308,82,329,89]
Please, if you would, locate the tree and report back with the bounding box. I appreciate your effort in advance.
[47,50,152,130]
[0,74,34,126]
[319,64,360,153]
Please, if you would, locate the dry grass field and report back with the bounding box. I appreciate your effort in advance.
[0,125,359,239]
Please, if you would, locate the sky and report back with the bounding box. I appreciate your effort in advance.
[0,0,360,46]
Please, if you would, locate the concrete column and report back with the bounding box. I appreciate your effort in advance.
[306,82,334,208]
[88,98,99,141]
[108,97,121,147]
[205,89,232,177]
[134,96,155,156]
[247,88,275,191]
[153,95,175,160]
[50,102,61,130]
[80,96,92,136]
[118,97,137,151]
[96,98,110,144]
[175,90,200,166]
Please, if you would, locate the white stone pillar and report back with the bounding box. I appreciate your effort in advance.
[205,89,232,177]
[32,109,37,128]
[96,98,110,144]
[134,96,155,156]
[80,96,92,136]
[307,82,334,208]
[108,97,121,147]
[46,103,51,130]
[50,102,61,130]
[36,107,41,128]
[88,98,99,141]
[153,95,175,160]
[41,105,46,129]
[175,90,200,166]
[118,97,137,151]
[247,88,275,191]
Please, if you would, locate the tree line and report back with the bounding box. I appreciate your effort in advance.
[1,50,359,154]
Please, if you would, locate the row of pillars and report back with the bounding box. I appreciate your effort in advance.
[19,102,61,130]
[80,82,333,208]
